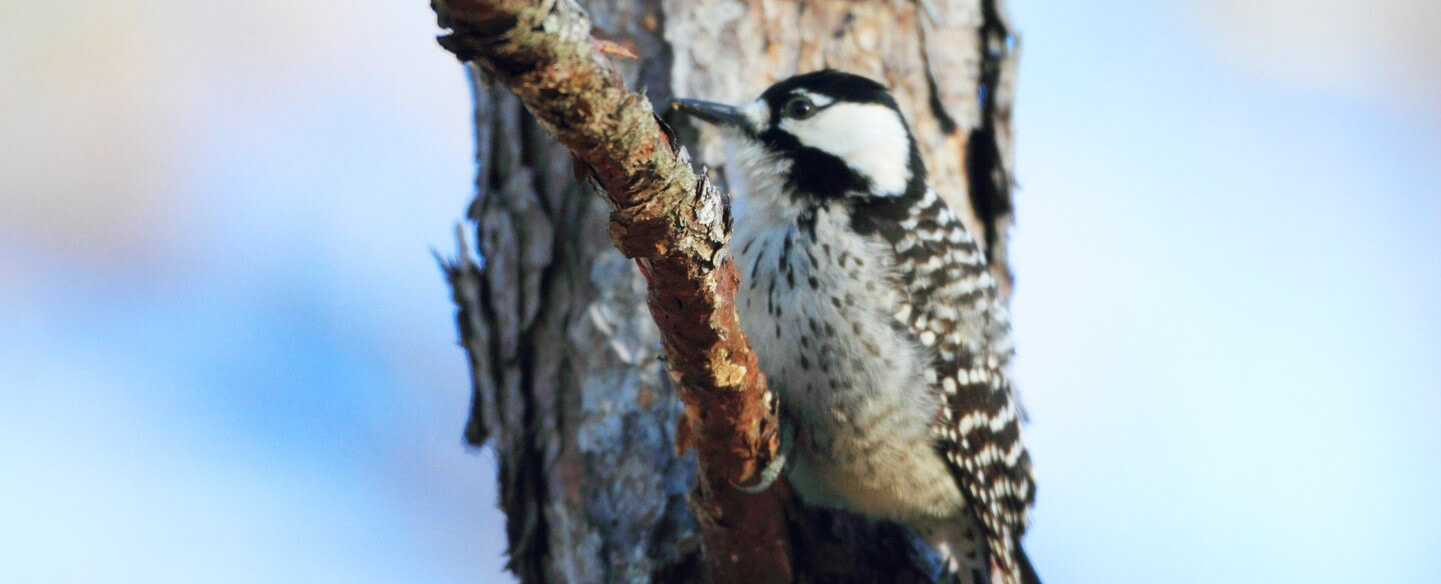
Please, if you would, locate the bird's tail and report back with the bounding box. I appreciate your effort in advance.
[917,518,990,584]
[919,520,1040,584]
[1014,541,1041,584]
[984,537,1041,584]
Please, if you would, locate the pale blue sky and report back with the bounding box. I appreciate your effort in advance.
[1,1,1437,582]
[1009,1,1441,582]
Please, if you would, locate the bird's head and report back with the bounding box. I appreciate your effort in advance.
[672,69,926,202]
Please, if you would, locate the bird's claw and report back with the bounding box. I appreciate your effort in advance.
[733,423,792,494]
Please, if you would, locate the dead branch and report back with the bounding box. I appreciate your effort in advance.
[432,0,790,581]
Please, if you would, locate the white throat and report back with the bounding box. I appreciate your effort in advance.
[724,136,798,219]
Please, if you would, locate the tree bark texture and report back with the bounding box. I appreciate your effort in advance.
[437,0,1018,581]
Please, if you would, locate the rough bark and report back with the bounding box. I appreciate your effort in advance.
[436,0,791,581]
[435,0,1018,581]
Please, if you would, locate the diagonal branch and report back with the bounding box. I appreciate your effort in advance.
[432,0,790,581]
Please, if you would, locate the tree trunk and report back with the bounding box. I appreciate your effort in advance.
[439,0,1018,581]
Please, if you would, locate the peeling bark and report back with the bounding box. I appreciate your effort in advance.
[434,0,1019,581]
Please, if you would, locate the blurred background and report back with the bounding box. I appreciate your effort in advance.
[1,0,1437,582]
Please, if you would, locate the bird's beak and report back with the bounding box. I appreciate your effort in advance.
[670,98,749,130]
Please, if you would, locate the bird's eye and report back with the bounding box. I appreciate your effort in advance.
[783,96,817,119]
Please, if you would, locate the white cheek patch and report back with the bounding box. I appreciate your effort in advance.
[779,103,912,196]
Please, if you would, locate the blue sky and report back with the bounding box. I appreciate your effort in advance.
[1010,1,1441,581]
[1,1,1437,582]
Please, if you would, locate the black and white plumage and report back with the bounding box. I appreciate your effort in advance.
[674,70,1037,584]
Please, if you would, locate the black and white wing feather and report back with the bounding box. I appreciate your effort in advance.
[857,187,1036,582]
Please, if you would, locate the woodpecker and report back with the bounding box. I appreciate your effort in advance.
[673,70,1038,584]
